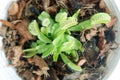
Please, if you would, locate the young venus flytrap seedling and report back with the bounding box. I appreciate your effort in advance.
[23,9,111,72]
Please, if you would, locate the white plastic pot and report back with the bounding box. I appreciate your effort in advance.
[103,0,120,80]
[0,0,120,80]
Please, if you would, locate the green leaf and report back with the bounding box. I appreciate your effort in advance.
[69,20,92,31]
[36,40,45,45]
[60,41,74,52]
[67,62,82,71]
[29,20,40,36]
[65,29,71,35]
[23,48,36,52]
[53,50,60,62]
[69,13,111,31]
[71,50,79,62]
[52,24,64,38]
[68,35,83,51]
[38,11,54,27]
[42,18,51,26]
[31,42,37,47]
[60,53,82,71]
[41,26,49,35]
[52,32,65,47]
[42,44,55,58]
[55,12,68,23]
[38,32,52,43]
[72,9,80,20]
[60,35,82,51]
[36,44,49,53]
[51,23,60,37]
[61,17,78,30]
[91,13,111,25]
[24,51,37,58]
[60,53,70,64]
[59,9,67,12]
[38,11,51,20]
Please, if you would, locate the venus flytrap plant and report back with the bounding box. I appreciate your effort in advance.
[23,9,111,72]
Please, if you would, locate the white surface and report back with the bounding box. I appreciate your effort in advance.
[0,0,21,80]
[0,0,120,80]
[103,0,120,80]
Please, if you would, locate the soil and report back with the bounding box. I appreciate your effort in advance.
[0,0,118,80]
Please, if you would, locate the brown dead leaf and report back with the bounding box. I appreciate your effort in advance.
[83,39,99,65]
[77,58,86,66]
[19,37,27,45]
[8,1,18,16]
[31,77,36,80]
[47,68,59,80]
[80,31,86,42]
[106,17,117,28]
[14,20,35,43]
[0,20,15,28]
[92,0,99,3]
[33,69,49,77]
[36,76,42,80]
[12,46,23,65]
[21,70,34,80]
[79,73,89,80]
[98,37,106,50]
[82,0,99,4]
[42,0,50,9]
[46,5,57,14]
[56,0,68,9]
[98,44,110,57]
[0,20,35,44]
[63,71,81,80]
[105,6,110,14]
[42,0,57,14]
[29,56,50,77]
[17,0,26,19]
[89,28,97,36]
[0,26,8,36]
[7,47,14,60]
[33,70,43,76]
[80,9,86,17]
[98,28,115,50]
[27,58,34,64]
[26,0,32,7]
[86,34,92,40]
[84,47,99,65]
[33,56,49,71]
[85,28,97,40]
[98,28,106,50]
[99,0,110,13]
[25,5,34,17]
[12,20,22,24]
[99,0,105,9]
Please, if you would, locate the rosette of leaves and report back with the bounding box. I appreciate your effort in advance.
[23,9,111,71]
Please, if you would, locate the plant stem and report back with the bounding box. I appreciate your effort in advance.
[23,48,36,52]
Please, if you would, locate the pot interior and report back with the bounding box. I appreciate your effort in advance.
[0,0,120,80]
